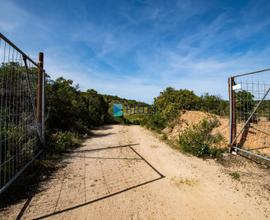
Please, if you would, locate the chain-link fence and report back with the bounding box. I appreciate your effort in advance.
[229,69,270,164]
[0,33,45,194]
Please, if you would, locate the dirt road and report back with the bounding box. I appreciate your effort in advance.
[2,125,270,219]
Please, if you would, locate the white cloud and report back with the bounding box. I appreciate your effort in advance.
[2,0,270,104]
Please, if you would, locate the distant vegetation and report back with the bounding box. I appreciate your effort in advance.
[103,94,148,107]
[141,87,229,132]
[102,94,150,124]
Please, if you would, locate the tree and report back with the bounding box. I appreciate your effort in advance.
[46,77,87,133]
[236,90,255,121]
[200,93,229,115]
[153,87,201,124]
[46,77,112,133]
[81,89,110,126]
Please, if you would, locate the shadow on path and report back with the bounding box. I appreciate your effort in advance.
[16,144,165,220]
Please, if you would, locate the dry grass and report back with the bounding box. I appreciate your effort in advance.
[170,176,199,187]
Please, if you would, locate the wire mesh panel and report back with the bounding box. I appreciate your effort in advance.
[229,69,270,163]
[0,33,43,194]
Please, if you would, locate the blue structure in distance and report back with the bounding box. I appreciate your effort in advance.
[113,104,123,117]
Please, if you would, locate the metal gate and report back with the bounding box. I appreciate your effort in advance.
[229,69,270,165]
[0,33,45,194]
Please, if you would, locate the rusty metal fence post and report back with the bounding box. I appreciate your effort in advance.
[229,77,236,151]
[37,52,44,145]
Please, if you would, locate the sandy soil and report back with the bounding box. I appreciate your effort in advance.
[1,125,270,219]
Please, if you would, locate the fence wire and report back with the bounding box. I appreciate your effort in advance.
[0,34,43,194]
[230,70,270,163]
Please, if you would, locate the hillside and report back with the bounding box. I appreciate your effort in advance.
[103,94,150,107]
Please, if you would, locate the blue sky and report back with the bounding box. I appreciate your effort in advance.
[1,0,270,103]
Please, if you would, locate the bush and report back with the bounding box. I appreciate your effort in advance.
[153,87,200,125]
[145,87,230,132]
[141,112,167,132]
[49,131,81,153]
[200,93,229,116]
[230,172,240,181]
[178,117,224,157]
[46,77,111,133]
[236,90,255,121]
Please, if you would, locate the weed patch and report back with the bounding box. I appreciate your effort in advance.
[230,172,241,181]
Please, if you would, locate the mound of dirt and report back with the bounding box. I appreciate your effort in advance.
[162,111,270,156]
[162,111,229,148]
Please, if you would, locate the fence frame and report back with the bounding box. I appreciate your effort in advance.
[228,69,270,164]
[0,32,45,194]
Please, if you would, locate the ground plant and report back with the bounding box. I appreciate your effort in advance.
[230,172,241,181]
[178,117,224,157]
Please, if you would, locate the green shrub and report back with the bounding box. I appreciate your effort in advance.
[236,90,255,121]
[145,87,231,132]
[141,112,166,132]
[153,87,200,126]
[178,117,224,157]
[46,78,111,133]
[50,131,81,153]
[200,93,229,116]
[230,171,240,181]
